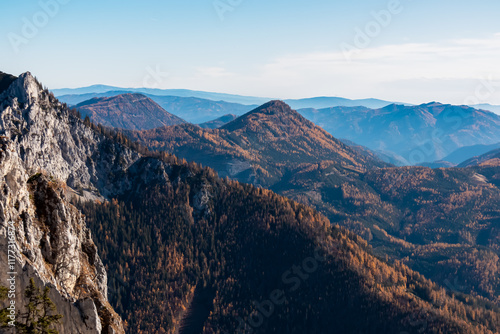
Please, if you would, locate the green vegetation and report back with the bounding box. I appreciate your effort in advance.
[0,279,62,334]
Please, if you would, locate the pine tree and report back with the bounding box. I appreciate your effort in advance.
[16,278,63,334]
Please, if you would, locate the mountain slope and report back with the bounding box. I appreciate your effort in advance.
[459,147,500,167]
[439,142,500,165]
[3,72,500,333]
[60,92,257,123]
[299,103,500,164]
[127,101,389,187]
[78,163,500,334]
[199,114,238,129]
[76,93,186,130]
[125,100,500,310]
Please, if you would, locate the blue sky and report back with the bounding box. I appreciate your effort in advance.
[2,0,500,104]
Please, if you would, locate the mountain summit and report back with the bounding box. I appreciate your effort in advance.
[221,100,308,132]
[128,100,388,187]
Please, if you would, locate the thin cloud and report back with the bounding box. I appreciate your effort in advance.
[196,67,235,78]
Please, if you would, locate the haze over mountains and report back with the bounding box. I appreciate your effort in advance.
[5,71,500,333]
[53,85,397,109]
[198,114,238,129]
[300,103,500,165]
[459,147,500,167]
[54,83,500,115]
[55,84,500,167]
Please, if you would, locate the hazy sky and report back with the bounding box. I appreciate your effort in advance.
[2,0,500,104]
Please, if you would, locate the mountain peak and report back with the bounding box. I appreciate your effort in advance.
[1,71,42,105]
[249,100,294,115]
[75,93,185,130]
[220,100,303,132]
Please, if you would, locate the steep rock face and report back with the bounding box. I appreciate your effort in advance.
[0,138,123,333]
[0,72,140,198]
[0,73,126,333]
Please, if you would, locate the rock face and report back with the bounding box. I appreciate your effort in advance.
[0,72,140,198]
[0,73,127,333]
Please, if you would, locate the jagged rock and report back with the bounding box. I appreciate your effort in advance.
[0,72,140,198]
[0,73,126,333]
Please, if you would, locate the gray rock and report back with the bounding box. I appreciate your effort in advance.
[0,73,126,333]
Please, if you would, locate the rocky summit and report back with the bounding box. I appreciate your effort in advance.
[0,72,127,333]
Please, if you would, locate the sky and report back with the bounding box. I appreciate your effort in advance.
[2,0,500,105]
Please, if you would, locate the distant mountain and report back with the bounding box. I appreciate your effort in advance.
[417,160,456,168]
[127,100,388,187]
[285,96,393,109]
[148,96,256,123]
[53,86,272,105]
[60,91,257,123]
[299,102,500,164]
[459,147,500,167]
[471,103,500,115]
[340,138,409,166]
[199,114,238,129]
[439,142,500,165]
[55,90,133,105]
[75,93,185,130]
[53,85,401,111]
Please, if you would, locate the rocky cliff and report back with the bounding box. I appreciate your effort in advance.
[0,72,128,333]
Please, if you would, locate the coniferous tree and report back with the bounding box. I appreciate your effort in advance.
[16,278,63,334]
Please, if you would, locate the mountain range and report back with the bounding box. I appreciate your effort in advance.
[299,102,500,164]
[62,86,500,166]
[53,85,398,109]
[59,91,258,123]
[53,84,500,115]
[124,100,500,312]
[126,100,389,188]
[1,71,500,333]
